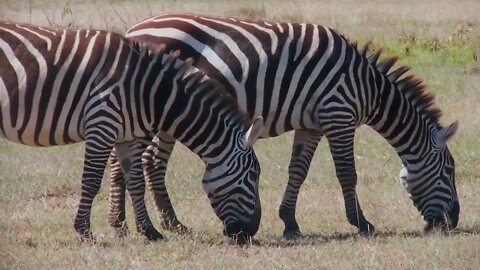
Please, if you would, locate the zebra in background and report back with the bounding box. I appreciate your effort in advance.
[112,13,460,237]
[0,21,263,242]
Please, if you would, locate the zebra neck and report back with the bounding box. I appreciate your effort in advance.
[164,105,242,165]
[149,74,246,165]
[367,81,433,164]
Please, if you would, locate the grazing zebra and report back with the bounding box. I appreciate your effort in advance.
[0,21,264,241]
[114,13,460,237]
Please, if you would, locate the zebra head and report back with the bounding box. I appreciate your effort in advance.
[399,121,459,232]
[202,117,264,242]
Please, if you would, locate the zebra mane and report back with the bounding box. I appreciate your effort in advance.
[132,40,252,127]
[352,41,443,126]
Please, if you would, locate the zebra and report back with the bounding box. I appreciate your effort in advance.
[0,21,264,242]
[114,13,461,237]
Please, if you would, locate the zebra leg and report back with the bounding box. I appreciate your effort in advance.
[143,133,188,234]
[326,127,375,235]
[107,149,128,238]
[74,135,115,242]
[114,139,163,241]
[279,129,323,239]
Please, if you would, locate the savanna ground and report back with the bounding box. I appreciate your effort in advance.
[1,0,480,269]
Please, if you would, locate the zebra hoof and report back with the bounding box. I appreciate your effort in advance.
[111,225,128,238]
[283,228,302,240]
[358,223,375,236]
[74,223,96,243]
[143,227,164,241]
[78,231,97,244]
[163,222,189,235]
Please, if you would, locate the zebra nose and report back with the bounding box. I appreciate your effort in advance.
[223,207,261,243]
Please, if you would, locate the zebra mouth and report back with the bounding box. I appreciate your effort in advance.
[223,222,253,245]
[424,217,448,233]
[424,202,459,233]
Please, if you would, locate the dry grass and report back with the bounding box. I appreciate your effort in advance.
[1,0,480,269]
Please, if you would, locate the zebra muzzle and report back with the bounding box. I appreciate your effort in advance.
[447,200,460,229]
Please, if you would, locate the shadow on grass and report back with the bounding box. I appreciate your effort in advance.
[254,226,480,248]
[34,226,478,248]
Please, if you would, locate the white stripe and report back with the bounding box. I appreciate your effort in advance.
[165,80,189,135]
[147,54,161,128]
[55,31,100,144]
[289,27,334,130]
[266,24,295,134]
[198,17,270,118]
[0,26,48,146]
[237,20,278,54]
[153,55,170,129]
[38,27,57,36]
[182,91,225,152]
[139,53,158,129]
[312,35,348,114]
[54,30,66,65]
[127,27,246,107]
[140,16,253,90]
[276,23,284,33]
[128,48,143,137]
[70,31,110,140]
[294,24,306,61]
[0,76,14,139]
[15,24,52,51]
[85,37,124,126]
[38,30,81,146]
[0,36,27,135]
[90,33,122,96]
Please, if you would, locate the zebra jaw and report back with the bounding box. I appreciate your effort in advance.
[423,201,459,233]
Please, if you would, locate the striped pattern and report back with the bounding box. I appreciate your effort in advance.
[117,13,460,236]
[0,21,263,241]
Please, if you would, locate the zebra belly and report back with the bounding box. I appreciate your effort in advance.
[0,113,84,146]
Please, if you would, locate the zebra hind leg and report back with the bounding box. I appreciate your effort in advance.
[327,128,375,235]
[144,133,188,234]
[115,140,163,241]
[279,129,322,239]
[107,149,129,238]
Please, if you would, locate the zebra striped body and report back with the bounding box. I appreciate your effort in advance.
[117,13,459,236]
[0,21,263,241]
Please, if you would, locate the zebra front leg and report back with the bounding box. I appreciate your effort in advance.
[327,128,375,235]
[74,135,115,242]
[143,133,188,234]
[107,149,128,238]
[279,129,322,239]
[115,140,163,241]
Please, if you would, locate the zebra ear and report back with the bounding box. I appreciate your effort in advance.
[435,120,459,147]
[245,116,264,147]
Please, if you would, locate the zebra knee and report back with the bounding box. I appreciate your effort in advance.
[293,143,304,157]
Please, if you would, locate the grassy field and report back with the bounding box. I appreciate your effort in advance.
[1,0,480,269]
